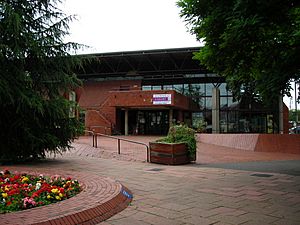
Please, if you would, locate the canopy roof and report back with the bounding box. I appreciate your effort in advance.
[77,47,225,84]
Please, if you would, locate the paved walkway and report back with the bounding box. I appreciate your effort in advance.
[74,135,300,164]
[2,136,300,225]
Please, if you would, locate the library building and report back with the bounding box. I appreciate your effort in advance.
[74,47,289,136]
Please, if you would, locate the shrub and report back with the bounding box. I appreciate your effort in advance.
[157,124,197,157]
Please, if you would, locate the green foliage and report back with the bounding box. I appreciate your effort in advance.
[192,117,206,132]
[157,125,197,157]
[0,0,85,162]
[177,0,300,103]
[289,109,300,122]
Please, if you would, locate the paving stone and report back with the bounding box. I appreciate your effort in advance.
[178,215,218,225]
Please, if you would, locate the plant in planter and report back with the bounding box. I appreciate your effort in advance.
[149,124,197,165]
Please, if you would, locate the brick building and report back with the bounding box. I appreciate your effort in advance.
[74,47,289,135]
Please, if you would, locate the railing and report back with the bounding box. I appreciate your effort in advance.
[90,125,112,135]
[94,132,150,162]
[84,130,96,147]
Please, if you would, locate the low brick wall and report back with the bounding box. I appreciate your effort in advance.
[197,134,300,154]
[197,134,259,151]
[255,134,300,154]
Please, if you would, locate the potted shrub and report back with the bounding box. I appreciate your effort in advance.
[149,124,197,165]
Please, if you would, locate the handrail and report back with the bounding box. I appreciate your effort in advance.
[95,132,149,162]
[90,125,111,135]
[84,130,96,147]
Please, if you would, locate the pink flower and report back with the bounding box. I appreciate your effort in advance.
[23,197,36,209]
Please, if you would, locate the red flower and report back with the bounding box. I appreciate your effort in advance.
[8,189,20,196]
[31,192,39,198]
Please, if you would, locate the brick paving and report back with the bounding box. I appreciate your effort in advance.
[1,136,300,225]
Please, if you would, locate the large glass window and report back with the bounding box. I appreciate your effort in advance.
[173,84,183,93]
[183,84,190,95]
[205,97,212,110]
[205,83,214,96]
[142,85,151,91]
[163,85,173,90]
[152,85,162,90]
[219,83,228,96]
[220,97,228,108]
[189,83,205,97]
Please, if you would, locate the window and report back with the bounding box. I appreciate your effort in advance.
[205,83,214,96]
[69,91,76,118]
[152,85,162,90]
[163,85,173,90]
[142,86,151,90]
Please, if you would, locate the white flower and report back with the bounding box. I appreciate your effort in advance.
[35,182,42,190]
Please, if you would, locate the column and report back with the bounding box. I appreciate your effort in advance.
[125,109,129,136]
[212,87,220,133]
[169,109,173,128]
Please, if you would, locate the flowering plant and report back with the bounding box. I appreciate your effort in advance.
[0,170,81,213]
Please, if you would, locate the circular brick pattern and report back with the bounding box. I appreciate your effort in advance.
[0,167,132,225]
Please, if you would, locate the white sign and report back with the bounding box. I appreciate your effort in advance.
[153,94,172,105]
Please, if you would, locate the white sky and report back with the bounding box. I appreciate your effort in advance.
[61,0,200,54]
[61,0,298,109]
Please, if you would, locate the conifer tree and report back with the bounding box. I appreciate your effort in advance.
[0,0,84,161]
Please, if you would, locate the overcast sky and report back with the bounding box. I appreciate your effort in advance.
[61,0,200,54]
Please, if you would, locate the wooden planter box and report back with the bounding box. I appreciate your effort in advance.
[149,142,196,165]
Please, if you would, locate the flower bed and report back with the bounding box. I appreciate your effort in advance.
[0,170,81,213]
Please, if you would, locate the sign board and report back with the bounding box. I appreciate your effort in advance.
[153,94,172,105]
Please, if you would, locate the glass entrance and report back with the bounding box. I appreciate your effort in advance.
[137,110,169,135]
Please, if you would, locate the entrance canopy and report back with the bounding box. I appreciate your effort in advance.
[108,90,199,111]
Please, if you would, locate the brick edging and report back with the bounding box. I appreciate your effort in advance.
[76,186,132,225]
[0,167,133,225]
[31,185,132,225]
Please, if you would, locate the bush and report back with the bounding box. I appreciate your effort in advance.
[157,124,197,157]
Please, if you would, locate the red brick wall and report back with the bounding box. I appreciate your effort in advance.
[255,134,300,154]
[79,80,141,134]
[197,134,259,151]
[108,90,191,110]
[85,110,111,131]
[79,80,141,108]
[198,133,300,154]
